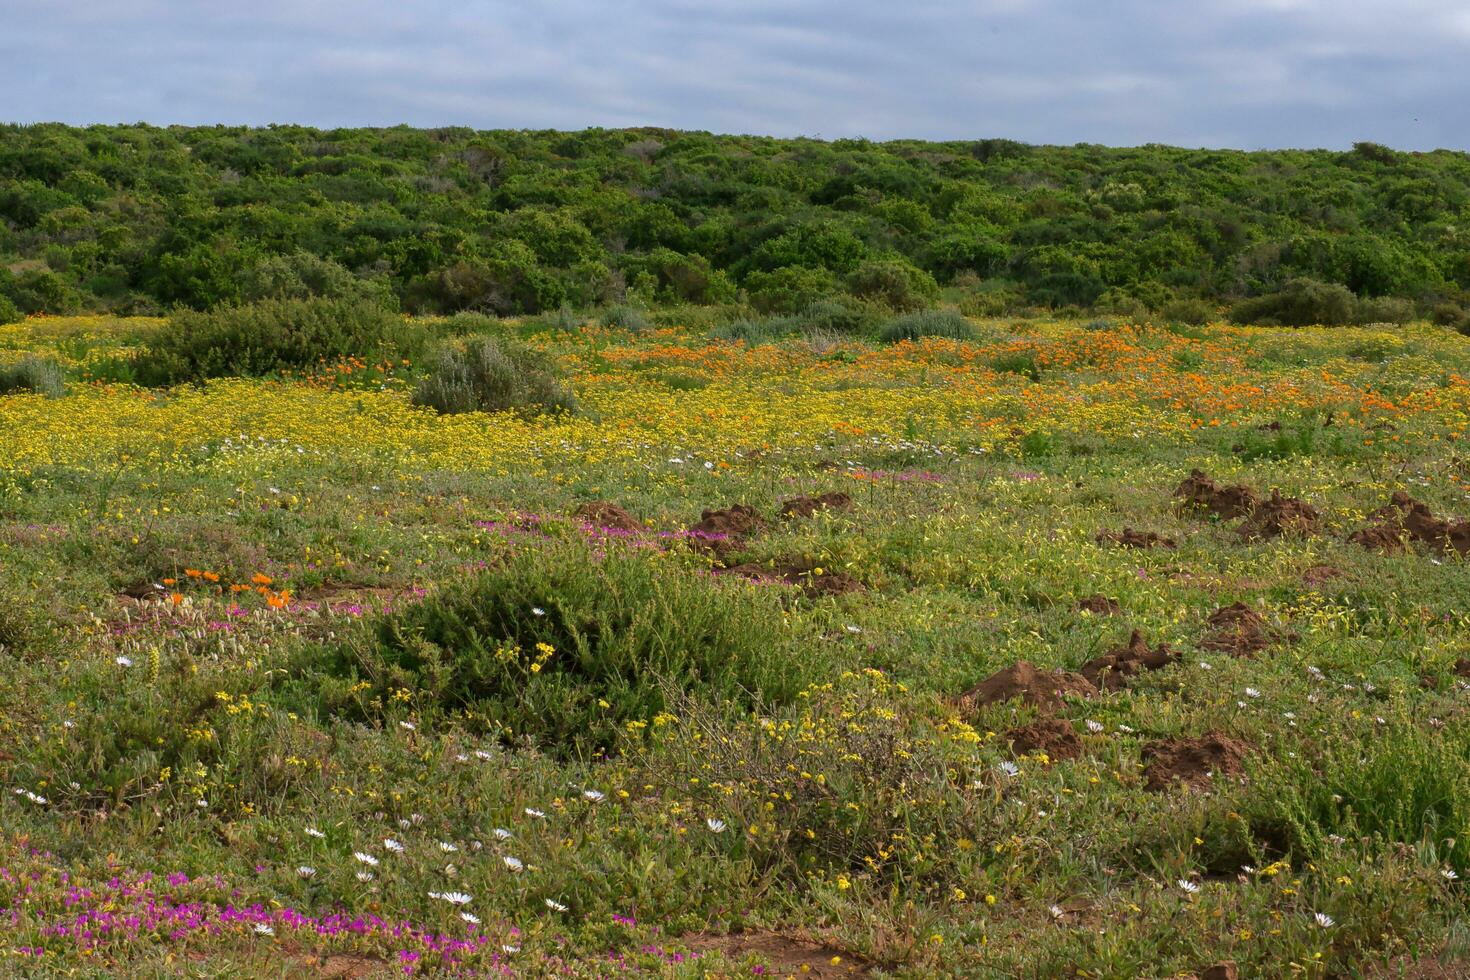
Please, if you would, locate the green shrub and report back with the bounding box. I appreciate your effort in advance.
[1230,278,1356,327]
[0,355,65,398]
[1160,297,1215,325]
[877,309,976,343]
[1353,295,1414,325]
[797,296,880,335]
[0,294,20,325]
[133,298,419,385]
[743,266,839,314]
[990,350,1042,381]
[410,335,575,416]
[442,311,502,336]
[846,257,940,311]
[1430,303,1464,327]
[599,304,650,333]
[319,543,817,750]
[710,314,803,346]
[239,252,396,308]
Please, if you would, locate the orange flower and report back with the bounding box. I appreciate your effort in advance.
[202,571,219,583]
[251,573,273,586]
[185,568,201,578]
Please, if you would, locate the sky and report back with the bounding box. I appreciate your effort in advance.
[3,0,1468,151]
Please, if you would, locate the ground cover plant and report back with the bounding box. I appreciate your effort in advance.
[3,307,1470,976]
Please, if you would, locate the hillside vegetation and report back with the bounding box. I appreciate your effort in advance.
[3,124,1470,328]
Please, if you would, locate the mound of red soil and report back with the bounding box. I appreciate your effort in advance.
[1351,492,1470,556]
[1142,732,1250,791]
[1200,964,1241,980]
[1198,602,1285,656]
[717,559,862,597]
[959,661,1097,713]
[572,501,645,534]
[779,492,854,520]
[1175,470,1260,520]
[1237,490,1320,540]
[1302,564,1342,586]
[1075,594,1121,615]
[683,931,871,977]
[687,504,766,558]
[1096,527,1177,550]
[1005,718,1082,760]
[1079,630,1178,691]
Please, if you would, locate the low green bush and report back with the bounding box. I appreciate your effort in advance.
[877,309,976,343]
[315,543,818,750]
[0,355,65,397]
[410,335,575,416]
[133,298,419,385]
[1230,278,1356,327]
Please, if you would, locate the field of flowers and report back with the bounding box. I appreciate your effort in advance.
[4,312,1470,977]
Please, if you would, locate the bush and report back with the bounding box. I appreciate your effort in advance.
[1160,297,1215,325]
[1430,303,1465,327]
[796,296,880,335]
[846,257,940,311]
[1230,277,1356,327]
[1353,295,1414,325]
[238,252,396,308]
[0,356,65,398]
[410,335,575,416]
[743,266,839,314]
[710,314,803,346]
[0,294,20,325]
[599,304,650,333]
[134,298,419,385]
[877,309,977,343]
[317,543,817,750]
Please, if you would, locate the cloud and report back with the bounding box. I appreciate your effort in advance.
[2,0,1468,148]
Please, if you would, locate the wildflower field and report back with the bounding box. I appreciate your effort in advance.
[5,311,1470,977]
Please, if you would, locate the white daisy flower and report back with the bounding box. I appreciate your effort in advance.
[544,898,568,912]
[1085,720,1104,734]
[355,871,375,882]
[706,818,727,833]
[305,827,326,839]
[503,855,524,872]
[296,866,316,878]
[531,607,546,617]
[1314,912,1335,928]
[115,656,133,667]
[493,828,512,841]
[254,923,275,936]
[502,945,520,954]
[431,891,473,905]
[460,912,481,925]
[439,841,458,852]
[525,808,546,818]
[383,838,404,853]
[1245,687,1262,698]
[353,852,379,866]
[1177,879,1200,894]
[997,761,1020,778]
[1443,868,1459,881]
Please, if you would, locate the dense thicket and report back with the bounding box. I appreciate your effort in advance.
[3,123,1469,320]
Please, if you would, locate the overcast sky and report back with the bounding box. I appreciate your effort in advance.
[4,0,1468,150]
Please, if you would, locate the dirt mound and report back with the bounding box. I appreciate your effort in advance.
[1237,489,1320,540]
[1079,630,1178,690]
[1200,964,1240,980]
[959,661,1096,713]
[572,501,644,534]
[1301,564,1342,586]
[717,559,863,597]
[1005,718,1082,760]
[1352,492,1470,556]
[1198,602,1284,656]
[1142,732,1250,791]
[687,504,766,558]
[779,492,854,520]
[1096,527,1177,550]
[683,930,871,977]
[1175,470,1260,520]
[1075,594,1121,615]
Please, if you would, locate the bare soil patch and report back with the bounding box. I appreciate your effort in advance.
[1237,489,1320,540]
[1351,492,1470,556]
[1198,602,1286,656]
[1005,717,1083,760]
[959,661,1097,713]
[1075,594,1121,615]
[1079,630,1178,690]
[779,492,854,520]
[687,504,767,559]
[1175,470,1259,520]
[572,501,645,533]
[716,559,863,597]
[1096,527,1177,550]
[1142,732,1250,791]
